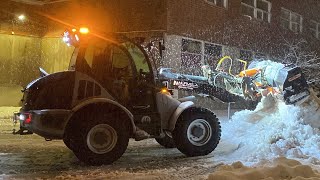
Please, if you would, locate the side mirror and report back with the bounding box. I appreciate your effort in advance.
[39,67,49,77]
[159,42,165,58]
[139,69,153,81]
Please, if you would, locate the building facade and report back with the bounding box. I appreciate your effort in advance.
[53,0,317,75]
[0,0,319,106]
[161,0,320,75]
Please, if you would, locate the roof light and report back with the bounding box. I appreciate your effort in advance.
[79,27,89,34]
[71,28,77,32]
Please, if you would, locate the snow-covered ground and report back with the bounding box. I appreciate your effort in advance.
[215,95,320,166]
[210,95,320,179]
[1,96,320,179]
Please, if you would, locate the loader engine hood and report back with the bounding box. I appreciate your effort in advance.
[21,71,75,111]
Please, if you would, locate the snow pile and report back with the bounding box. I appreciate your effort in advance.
[208,157,320,180]
[215,95,320,166]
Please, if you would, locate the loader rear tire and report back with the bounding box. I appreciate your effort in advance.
[69,107,130,165]
[173,107,221,157]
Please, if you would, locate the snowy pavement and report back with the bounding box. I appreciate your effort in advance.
[1,99,320,179]
[0,107,229,180]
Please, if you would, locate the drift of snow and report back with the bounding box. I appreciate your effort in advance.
[214,95,320,167]
[208,157,320,180]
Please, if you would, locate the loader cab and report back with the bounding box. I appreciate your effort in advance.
[64,28,160,133]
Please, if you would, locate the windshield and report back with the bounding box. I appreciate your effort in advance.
[73,36,150,81]
[41,39,75,73]
[122,42,150,74]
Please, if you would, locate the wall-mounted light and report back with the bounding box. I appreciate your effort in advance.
[18,14,25,21]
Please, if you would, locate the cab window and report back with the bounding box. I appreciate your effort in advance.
[112,46,133,79]
[80,40,134,80]
[123,42,150,74]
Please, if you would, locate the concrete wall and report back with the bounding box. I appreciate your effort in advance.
[40,37,74,74]
[0,34,41,106]
[0,34,72,106]
[163,34,182,70]
[0,34,41,86]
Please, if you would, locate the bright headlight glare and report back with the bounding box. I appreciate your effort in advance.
[19,114,26,121]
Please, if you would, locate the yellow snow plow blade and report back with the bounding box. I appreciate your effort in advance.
[210,56,311,105]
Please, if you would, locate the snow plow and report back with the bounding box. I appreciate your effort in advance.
[207,56,310,105]
[160,56,310,106]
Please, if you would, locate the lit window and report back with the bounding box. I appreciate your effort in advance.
[280,8,303,33]
[206,0,228,8]
[310,20,320,39]
[241,0,271,23]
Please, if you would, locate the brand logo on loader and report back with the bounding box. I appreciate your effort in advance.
[288,73,301,82]
[173,80,199,90]
[141,116,151,123]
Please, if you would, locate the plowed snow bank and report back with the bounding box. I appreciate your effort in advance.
[209,157,320,180]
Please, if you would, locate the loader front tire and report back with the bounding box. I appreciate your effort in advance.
[173,107,221,157]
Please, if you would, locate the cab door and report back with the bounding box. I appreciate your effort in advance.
[123,42,161,134]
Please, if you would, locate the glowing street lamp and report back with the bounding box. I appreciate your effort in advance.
[18,14,25,21]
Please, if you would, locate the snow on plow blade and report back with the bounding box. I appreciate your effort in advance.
[282,66,310,105]
[158,58,311,106]
[235,60,311,105]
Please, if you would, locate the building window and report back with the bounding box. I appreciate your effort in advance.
[241,0,271,23]
[310,20,320,39]
[181,39,202,75]
[240,49,253,62]
[181,39,223,75]
[206,0,228,8]
[280,8,303,33]
[204,43,222,69]
[254,52,266,59]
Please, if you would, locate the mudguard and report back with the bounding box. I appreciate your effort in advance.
[66,97,136,134]
[167,101,194,131]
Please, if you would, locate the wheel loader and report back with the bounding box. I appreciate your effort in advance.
[13,27,311,166]
[13,27,221,165]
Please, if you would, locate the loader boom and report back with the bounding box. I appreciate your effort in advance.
[159,56,310,105]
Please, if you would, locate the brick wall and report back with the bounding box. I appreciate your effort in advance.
[42,0,167,37]
[165,0,320,57]
[166,0,234,43]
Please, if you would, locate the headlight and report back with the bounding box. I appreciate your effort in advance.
[19,114,26,121]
